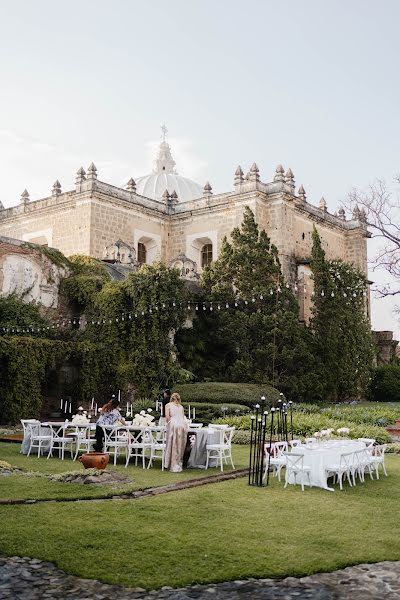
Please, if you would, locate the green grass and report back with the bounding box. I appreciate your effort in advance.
[0,442,249,501]
[0,440,399,590]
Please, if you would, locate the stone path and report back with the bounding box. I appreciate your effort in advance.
[1,557,399,599]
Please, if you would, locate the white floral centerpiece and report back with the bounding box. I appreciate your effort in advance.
[130,409,155,428]
[336,427,350,436]
[71,411,90,426]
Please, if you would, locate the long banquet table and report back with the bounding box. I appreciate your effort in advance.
[287,439,366,491]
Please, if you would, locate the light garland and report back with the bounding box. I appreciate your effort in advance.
[0,285,369,335]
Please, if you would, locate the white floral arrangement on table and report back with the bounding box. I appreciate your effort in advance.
[130,409,155,428]
[336,427,350,436]
[71,413,90,426]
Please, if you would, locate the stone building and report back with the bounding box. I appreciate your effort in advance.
[0,135,370,321]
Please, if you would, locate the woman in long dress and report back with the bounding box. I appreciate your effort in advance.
[164,392,189,472]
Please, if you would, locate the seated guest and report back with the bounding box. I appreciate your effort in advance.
[94,395,126,452]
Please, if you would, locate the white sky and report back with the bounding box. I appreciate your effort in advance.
[0,0,399,337]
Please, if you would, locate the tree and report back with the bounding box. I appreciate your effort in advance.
[176,207,322,401]
[347,178,400,297]
[310,227,375,401]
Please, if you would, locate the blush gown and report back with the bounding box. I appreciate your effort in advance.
[164,402,189,472]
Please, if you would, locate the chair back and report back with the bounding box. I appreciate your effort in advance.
[27,422,49,438]
[340,451,354,470]
[372,444,386,458]
[357,437,375,447]
[275,441,288,456]
[221,426,234,447]
[21,419,40,435]
[305,437,317,446]
[290,439,302,448]
[102,424,128,446]
[284,452,304,470]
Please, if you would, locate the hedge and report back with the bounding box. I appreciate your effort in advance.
[174,382,280,408]
[370,365,400,403]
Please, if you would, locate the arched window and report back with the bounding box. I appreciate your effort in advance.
[201,243,213,268]
[138,242,147,265]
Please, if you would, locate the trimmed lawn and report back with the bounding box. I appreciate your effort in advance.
[0,442,249,501]
[0,442,399,590]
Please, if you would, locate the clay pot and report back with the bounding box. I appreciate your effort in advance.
[79,452,109,470]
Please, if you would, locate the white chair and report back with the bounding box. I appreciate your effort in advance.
[305,437,317,446]
[289,439,302,448]
[147,427,166,470]
[357,438,375,448]
[73,426,96,461]
[263,441,288,481]
[125,427,153,468]
[325,452,354,490]
[20,419,40,454]
[26,423,53,457]
[284,453,311,491]
[102,425,129,465]
[353,448,374,483]
[47,423,75,460]
[205,427,235,471]
[370,444,388,479]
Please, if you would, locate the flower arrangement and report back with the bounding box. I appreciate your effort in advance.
[130,409,155,428]
[71,413,90,425]
[336,427,350,435]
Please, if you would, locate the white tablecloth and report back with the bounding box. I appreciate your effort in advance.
[187,428,221,468]
[288,440,366,491]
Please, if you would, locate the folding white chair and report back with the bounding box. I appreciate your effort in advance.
[73,425,96,461]
[147,427,166,470]
[353,448,374,483]
[102,425,129,465]
[26,423,53,457]
[284,453,311,491]
[125,427,153,468]
[325,451,354,490]
[47,423,75,460]
[305,437,317,446]
[205,427,235,471]
[20,419,40,454]
[370,444,388,479]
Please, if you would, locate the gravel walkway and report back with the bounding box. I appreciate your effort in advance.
[1,556,399,599]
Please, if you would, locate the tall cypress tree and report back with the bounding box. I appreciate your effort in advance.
[310,227,375,400]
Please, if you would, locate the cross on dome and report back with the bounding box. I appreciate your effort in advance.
[153,125,177,174]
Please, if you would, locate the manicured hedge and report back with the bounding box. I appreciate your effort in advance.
[182,402,250,424]
[174,382,280,408]
[370,365,400,403]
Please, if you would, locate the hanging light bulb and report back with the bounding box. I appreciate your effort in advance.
[195,304,199,311]
[162,303,166,309]
[321,290,325,297]
[270,289,274,295]
[259,294,264,300]
[225,302,229,308]
[135,313,138,318]
[285,282,290,288]
[331,291,335,297]
[128,314,132,320]
[234,301,238,307]
[141,311,145,316]
[277,286,281,293]
[203,304,206,310]
[217,304,221,310]
[343,292,347,298]
[252,298,256,303]
[210,305,213,311]
[353,292,357,297]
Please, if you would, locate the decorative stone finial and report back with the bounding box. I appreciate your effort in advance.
[75,167,86,186]
[285,168,295,190]
[234,165,244,186]
[297,185,306,201]
[87,162,97,181]
[338,207,346,220]
[203,181,212,196]
[359,207,367,223]
[52,180,62,197]
[248,162,260,183]
[274,164,285,183]
[352,205,361,220]
[162,189,171,202]
[126,178,136,192]
[170,190,178,201]
[20,189,30,204]
[0,200,4,210]
[319,196,327,212]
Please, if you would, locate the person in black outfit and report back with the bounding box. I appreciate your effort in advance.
[161,389,171,417]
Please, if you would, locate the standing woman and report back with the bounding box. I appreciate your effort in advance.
[164,392,189,472]
[94,395,126,452]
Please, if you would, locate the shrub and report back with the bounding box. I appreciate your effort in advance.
[175,382,280,408]
[370,365,400,403]
[232,430,252,445]
[387,443,400,454]
[182,402,250,424]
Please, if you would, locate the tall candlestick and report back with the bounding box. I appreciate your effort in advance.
[189,405,191,420]
[64,400,68,413]
[91,397,94,410]
[95,403,98,416]
[118,389,121,402]
[193,407,196,420]
[60,398,63,409]
[69,402,72,414]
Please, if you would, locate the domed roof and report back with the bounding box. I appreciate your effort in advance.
[135,138,203,202]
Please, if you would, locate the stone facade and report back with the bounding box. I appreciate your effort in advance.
[0,145,370,321]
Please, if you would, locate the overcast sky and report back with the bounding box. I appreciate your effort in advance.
[0,0,399,337]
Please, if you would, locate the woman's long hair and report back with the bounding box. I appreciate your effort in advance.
[101,397,120,414]
[170,392,181,404]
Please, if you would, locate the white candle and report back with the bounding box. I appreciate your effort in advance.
[64,400,68,413]
[189,405,191,420]
[69,402,72,414]
[118,389,121,402]
[193,407,196,420]
[60,398,63,409]
[95,403,98,416]
[91,397,94,410]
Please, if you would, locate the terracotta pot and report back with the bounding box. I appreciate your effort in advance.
[79,452,109,470]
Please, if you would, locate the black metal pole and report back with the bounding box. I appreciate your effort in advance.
[266,408,275,486]
[259,411,268,486]
[249,415,255,485]
[251,403,260,485]
[289,401,293,441]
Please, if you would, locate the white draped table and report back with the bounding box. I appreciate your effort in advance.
[288,440,366,491]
